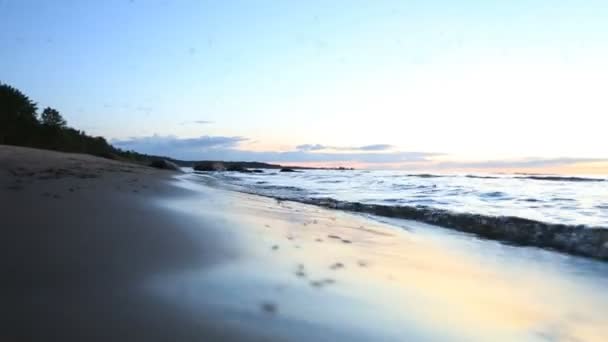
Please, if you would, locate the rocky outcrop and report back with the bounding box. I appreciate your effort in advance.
[194,162,227,172]
[194,162,259,173]
[149,159,181,171]
[226,165,252,173]
[280,168,297,172]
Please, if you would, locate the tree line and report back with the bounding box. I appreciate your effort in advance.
[0,82,149,162]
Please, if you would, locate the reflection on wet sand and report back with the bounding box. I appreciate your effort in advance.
[153,177,608,341]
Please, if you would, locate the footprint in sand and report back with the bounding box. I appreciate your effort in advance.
[295,264,306,278]
[260,302,277,315]
[328,235,352,244]
[357,260,368,267]
[329,262,344,270]
[310,278,336,288]
[271,245,279,251]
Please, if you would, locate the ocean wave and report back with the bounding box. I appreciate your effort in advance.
[257,185,305,192]
[481,191,507,198]
[192,169,608,238]
[552,197,576,202]
[517,176,606,182]
[465,175,500,179]
[405,173,445,178]
[278,197,608,261]
[195,170,608,260]
[391,184,417,190]
[317,179,344,184]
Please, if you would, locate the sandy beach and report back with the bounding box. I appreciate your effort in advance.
[2,145,608,341]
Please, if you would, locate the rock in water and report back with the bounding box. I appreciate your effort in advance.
[149,159,181,171]
[226,165,252,173]
[194,162,226,171]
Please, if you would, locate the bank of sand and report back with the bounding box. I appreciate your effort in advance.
[2,145,608,341]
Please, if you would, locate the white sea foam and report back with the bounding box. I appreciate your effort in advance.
[197,169,608,228]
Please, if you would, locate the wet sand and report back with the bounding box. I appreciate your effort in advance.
[2,145,608,341]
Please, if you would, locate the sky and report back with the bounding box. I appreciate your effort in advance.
[1,0,607,173]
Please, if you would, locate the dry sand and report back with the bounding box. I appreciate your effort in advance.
[2,145,608,341]
[0,146,258,341]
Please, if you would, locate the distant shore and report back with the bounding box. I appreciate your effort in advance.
[2,145,608,341]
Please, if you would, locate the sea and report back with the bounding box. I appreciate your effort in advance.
[189,169,608,229]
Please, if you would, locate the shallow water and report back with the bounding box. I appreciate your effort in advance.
[152,175,608,341]
[195,169,608,228]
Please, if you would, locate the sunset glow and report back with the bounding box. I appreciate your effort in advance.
[2,0,606,173]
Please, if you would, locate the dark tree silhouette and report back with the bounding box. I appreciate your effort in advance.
[0,82,165,164]
[40,107,67,128]
[0,83,39,145]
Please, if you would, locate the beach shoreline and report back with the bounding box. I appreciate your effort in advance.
[0,146,257,341]
[2,145,608,341]
[238,194,608,261]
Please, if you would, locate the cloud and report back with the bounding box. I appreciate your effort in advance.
[181,120,214,125]
[112,134,247,158]
[358,144,393,151]
[111,135,433,163]
[135,106,153,113]
[296,144,326,151]
[110,134,606,170]
[295,143,393,152]
[101,103,152,114]
[235,150,434,164]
